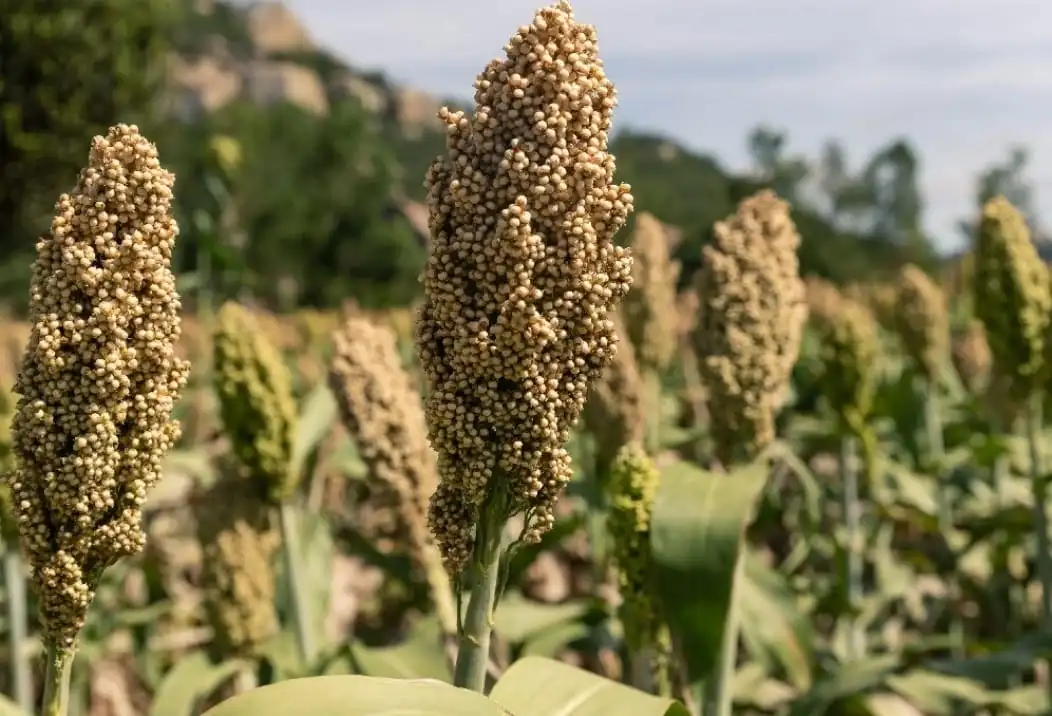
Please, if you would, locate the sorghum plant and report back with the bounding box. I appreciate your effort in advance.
[328,314,456,639]
[211,301,314,666]
[972,196,1052,696]
[415,0,634,692]
[6,124,189,716]
[691,190,806,716]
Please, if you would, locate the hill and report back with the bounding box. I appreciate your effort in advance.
[169,0,920,290]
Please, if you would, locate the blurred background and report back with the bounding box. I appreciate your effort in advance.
[5,0,1049,317]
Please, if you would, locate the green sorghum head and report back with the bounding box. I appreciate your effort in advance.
[693,190,807,466]
[416,0,634,575]
[972,196,1051,402]
[894,264,949,381]
[623,212,681,374]
[195,470,280,659]
[7,124,189,649]
[811,293,880,434]
[212,301,299,504]
[606,445,670,663]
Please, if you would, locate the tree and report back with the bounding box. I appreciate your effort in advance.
[746,125,809,203]
[957,146,1040,245]
[0,0,174,299]
[205,98,424,309]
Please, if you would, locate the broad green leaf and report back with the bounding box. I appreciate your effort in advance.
[788,655,900,716]
[649,458,769,684]
[149,651,250,716]
[199,675,506,716]
[291,381,338,477]
[349,618,452,681]
[738,551,813,690]
[493,594,589,644]
[887,670,1048,715]
[489,656,690,715]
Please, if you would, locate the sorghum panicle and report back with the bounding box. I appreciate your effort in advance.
[951,320,992,395]
[7,124,189,649]
[623,211,680,373]
[606,445,669,665]
[812,293,880,432]
[972,196,1051,400]
[212,301,299,503]
[195,471,280,658]
[416,0,634,574]
[582,312,646,475]
[693,190,806,465]
[894,264,949,381]
[328,315,439,575]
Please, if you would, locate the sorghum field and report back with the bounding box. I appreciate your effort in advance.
[1,2,1051,716]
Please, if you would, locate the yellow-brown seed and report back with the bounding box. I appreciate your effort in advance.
[582,312,646,477]
[212,301,299,503]
[328,315,456,633]
[894,264,949,381]
[951,320,992,395]
[415,0,634,574]
[7,124,189,649]
[623,212,680,373]
[972,196,1051,401]
[195,471,280,659]
[693,190,806,465]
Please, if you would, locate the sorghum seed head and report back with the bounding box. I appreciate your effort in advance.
[212,302,299,504]
[894,264,949,381]
[951,320,992,395]
[623,212,680,373]
[416,0,634,574]
[811,294,880,433]
[972,196,1051,400]
[194,471,280,659]
[606,445,669,660]
[582,311,646,476]
[693,190,806,465]
[7,124,189,649]
[329,315,439,575]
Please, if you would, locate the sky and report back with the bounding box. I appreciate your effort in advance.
[256,0,1052,253]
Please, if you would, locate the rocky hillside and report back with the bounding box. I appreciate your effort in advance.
[171,0,447,137]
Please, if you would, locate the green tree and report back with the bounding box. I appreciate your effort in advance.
[207,99,423,309]
[0,0,174,300]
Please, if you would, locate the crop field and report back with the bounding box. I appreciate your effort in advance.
[0,2,1050,716]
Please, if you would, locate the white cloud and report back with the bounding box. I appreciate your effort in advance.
[265,0,1052,251]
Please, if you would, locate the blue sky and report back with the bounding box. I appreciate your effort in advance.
[266,0,1052,253]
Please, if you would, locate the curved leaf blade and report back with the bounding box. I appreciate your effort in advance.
[649,458,769,684]
[198,675,506,716]
[490,656,689,715]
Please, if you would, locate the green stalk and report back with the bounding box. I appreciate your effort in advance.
[704,556,744,716]
[40,645,74,716]
[841,433,865,660]
[1024,397,1052,703]
[278,501,315,668]
[453,499,505,693]
[3,548,31,714]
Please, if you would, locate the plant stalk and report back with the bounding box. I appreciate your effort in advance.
[453,501,505,692]
[705,554,744,716]
[3,548,31,714]
[644,371,663,454]
[41,645,74,716]
[841,433,865,660]
[278,501,316,668]
[1024,397,1052,703]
